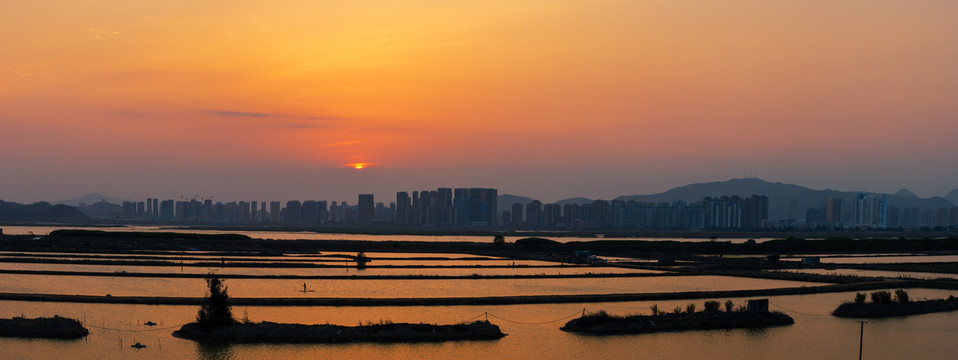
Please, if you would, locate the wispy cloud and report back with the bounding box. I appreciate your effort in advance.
[204,110,273,118]
[278,122,336,129]
[87,28,119,40]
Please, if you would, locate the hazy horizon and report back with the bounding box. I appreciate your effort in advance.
[3,1,957,204]
[18,176,954,207]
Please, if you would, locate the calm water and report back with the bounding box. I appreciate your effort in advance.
[2,289,958,359]
[0,262,653,276]
[0,274,819,298]
[0,225,773,243]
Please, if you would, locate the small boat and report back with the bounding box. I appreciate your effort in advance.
[131,342,147,349]
[144,321,157,326]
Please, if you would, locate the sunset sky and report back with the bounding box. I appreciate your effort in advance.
[2,1,958,203]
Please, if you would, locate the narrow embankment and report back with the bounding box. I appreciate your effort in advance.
[0,257,576,269]
[0,269,673,280]
[0,280,926,306]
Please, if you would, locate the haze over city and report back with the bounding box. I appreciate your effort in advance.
[3,1,958,204]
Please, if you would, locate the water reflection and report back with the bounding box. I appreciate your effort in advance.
[196,342,235,360]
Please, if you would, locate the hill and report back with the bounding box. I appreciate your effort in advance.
[0,200,89,222]
[497,194,534,208]
[55,193,132,207]
[615,178,953,220]
[555,197,594,206]
[945,189,958,207]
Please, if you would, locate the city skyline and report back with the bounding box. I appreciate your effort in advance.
[61,182,956,230]
[3,1,958,205]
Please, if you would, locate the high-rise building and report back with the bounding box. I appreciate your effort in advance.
[854,192,886,228]
[269,201,281,222]
[805,207,826,228]
[160,199,175,221]
[826,198,843,225]
[511,203,523,226]
[284,201,303,223]
[151,198,159,220]
[396,192,411,225]
[302,201,318,223]
[358,194,374,223]
[317,201,328,222]
[742,195,769,229]
[526,200,542,227]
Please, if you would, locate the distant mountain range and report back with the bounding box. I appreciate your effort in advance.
[55,193,134,207]
[499,178,956,220]
[946,189,958,207]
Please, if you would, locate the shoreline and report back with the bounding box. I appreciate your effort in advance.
[4,222,954,239]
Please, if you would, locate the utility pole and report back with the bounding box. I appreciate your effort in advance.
[859,321,867,360]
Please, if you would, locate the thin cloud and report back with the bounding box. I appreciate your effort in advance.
[279,122,337,129]
[205,110,273,118]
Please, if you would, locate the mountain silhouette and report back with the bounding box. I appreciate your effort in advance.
[893,188,919,198]
[0,200,89,222]
[611,178,954,220]
[945,189,958,206]
[55,193,133,207]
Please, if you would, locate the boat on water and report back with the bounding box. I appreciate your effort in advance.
[144,321,157,326]
[131,342,147,349]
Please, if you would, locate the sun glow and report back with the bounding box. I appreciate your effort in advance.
[348,163,368,170]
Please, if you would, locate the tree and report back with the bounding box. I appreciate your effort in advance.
[197,273,236,329]
[704,300,720,312]
[895,289,910,304]
[493,235,505,245]
[356,251,369,269]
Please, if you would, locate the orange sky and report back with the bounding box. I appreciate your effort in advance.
[2,1,958,202]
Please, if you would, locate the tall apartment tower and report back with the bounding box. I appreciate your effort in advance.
[269,201,281,222]
[396,192,411,225]
[358,194,374,223]
[854,192,886,228]
[826,198,843,225]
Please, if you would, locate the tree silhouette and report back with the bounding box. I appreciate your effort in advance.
[197,273,236,329]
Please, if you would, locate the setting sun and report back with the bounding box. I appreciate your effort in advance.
[349,163,368,170]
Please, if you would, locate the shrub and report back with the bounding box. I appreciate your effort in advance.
[650,304,660,316]
[855,293,867,305]
[672,306,683,314]
[870,291,892,304]
[704,300,720,312]
[685,303,696,314]
[895,289,910,304]
[725,300,734,312]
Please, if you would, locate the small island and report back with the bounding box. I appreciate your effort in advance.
[173,320,505,343]
[561,300,793,335]
[173,274,505,343]
[833,290,958,318]
[0,316,89,339]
